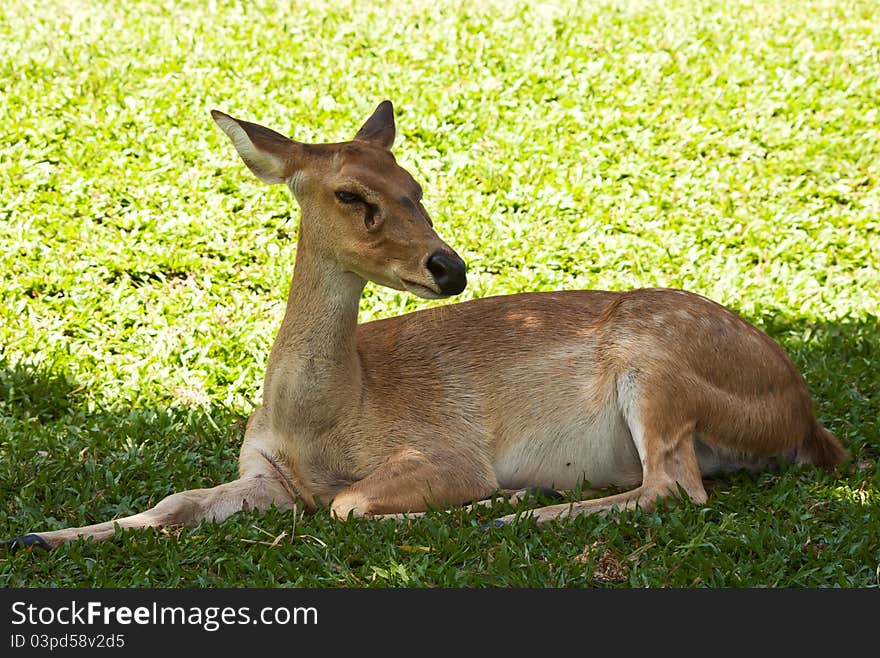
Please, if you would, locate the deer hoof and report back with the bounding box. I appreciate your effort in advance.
[479,519,508,531]
[3,534,50,552]
[526,487,565,501]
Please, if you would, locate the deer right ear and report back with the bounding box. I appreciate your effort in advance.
[354,101,395,149]
[211,110,298,185]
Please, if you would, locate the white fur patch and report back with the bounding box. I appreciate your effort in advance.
[493,379,642,490]
[288,171,305,198]
[617,370,648,470]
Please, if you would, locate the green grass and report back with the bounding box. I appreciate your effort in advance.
[1,0,878,587]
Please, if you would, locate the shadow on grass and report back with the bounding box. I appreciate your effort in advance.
[0,355,245,543]
[0,357,84,424]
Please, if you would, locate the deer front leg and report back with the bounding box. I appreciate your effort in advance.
[330,448,497,520]
[6,473,297,551]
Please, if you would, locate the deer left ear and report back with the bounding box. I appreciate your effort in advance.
[354,100,395,149]
[212,110,300,185]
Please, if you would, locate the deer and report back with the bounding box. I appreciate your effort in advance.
[6,101,847,551]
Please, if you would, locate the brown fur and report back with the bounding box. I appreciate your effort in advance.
[9,102,847,550]
[798,422,849,468]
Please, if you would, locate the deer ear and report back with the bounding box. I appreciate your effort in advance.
[211,110,298,184]
[354,100,395,149]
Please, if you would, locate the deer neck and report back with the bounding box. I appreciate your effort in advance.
[263,223,365,432]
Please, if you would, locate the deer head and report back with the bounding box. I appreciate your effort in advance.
[211,101,467,299]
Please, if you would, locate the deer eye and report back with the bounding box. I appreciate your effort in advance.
[335,190,364,205]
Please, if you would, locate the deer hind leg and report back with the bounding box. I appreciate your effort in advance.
[5,471,297,551]
[493,393,707,526]
[373,487,565,521]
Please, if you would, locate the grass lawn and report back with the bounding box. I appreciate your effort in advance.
[1,0,877,587]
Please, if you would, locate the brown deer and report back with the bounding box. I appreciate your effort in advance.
[6,101,847,550]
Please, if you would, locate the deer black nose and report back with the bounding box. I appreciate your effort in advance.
[426,251,467,296]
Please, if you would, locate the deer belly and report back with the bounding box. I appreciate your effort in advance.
[492,410,642,491]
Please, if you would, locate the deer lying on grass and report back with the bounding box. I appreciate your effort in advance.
[7,101,847,550]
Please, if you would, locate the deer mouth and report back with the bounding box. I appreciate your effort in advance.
[401,279,446,299]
